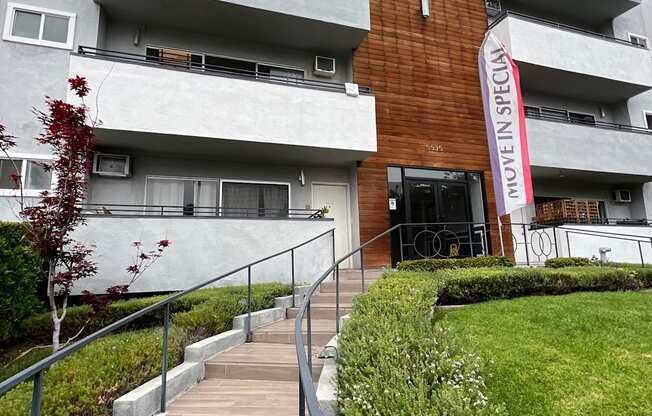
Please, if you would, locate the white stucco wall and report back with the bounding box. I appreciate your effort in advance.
[526,118,652,176]
[67,55,377,154]
[493,15,652,88]
[220,0,370,31]
[71,217,335,294]
[511,223,652,265]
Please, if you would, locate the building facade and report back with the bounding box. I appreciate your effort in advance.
[1,0,652,289]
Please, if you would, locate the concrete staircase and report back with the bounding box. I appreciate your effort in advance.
[166,269,382,416]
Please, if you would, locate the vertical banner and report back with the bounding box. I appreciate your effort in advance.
[479,33,533,217]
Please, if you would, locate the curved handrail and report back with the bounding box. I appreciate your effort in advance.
[294,224,401,415]
[0,228,335,413]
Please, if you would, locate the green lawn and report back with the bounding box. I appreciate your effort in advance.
[442,291,652,416]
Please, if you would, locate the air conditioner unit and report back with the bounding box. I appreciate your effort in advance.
[314,56,336,78]
[613,189,632,203]
[93,153,131,178]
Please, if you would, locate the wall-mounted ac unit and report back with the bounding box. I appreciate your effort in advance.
[613,189,632,203]
[485,0,501,16]
[314,56,336,78]
[93,153,131,178]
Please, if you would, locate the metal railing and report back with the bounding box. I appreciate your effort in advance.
[76,46,373,95]
[524,106,652,135]
[79,203,326,219]
[0,228,335,415]
[294,221,652,414]
[489,10,648,49]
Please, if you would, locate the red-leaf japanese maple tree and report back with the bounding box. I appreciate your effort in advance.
[1,77,170,351]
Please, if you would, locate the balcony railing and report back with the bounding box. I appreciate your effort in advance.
[524,105,652,135]
[80,204,326,219]
[76,46,372,95]
[489,10,647,49]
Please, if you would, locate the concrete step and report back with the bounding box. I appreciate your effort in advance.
[311,292,360,303]
[320,280,371,293]
[337,268,384,280]
[205,343,323,382]
[167,379,301,416]
[286,305,352,319]
[252,319,336,345]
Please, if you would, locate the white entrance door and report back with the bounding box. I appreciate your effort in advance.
[312,183,351,268]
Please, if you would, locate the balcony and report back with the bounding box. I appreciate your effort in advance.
[68,49,377,165]
[490,12,652,102]
[96,0,370,51]
[525,107,652,177]
[493,0,640,26]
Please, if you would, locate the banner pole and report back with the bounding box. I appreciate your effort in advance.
[497,215,505,257]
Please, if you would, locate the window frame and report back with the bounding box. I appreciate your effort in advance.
[0,153,56,197]
[2,2,76,50]
[628,32,649,49]
[219,179,292,217]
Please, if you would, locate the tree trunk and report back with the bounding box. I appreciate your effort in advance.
[47,261,62,352]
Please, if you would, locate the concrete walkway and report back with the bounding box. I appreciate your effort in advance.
[166,269,382,416]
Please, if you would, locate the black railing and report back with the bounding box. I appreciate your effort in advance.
[79,203,326,219]
[294,221,652,415]
[76,46,373,95]
[524,106,652,135]
[0,228,335,416]
[489,11,648,49]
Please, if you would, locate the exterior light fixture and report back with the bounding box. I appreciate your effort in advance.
[421,0,430,18]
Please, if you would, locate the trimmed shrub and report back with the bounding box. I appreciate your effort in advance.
[396,255,513,272]
[338,276,506,415]
[544,257,592,268]
[433,267,652,305]
[0,222,43,343]
[8,284,289,346]
[0,283,290,415]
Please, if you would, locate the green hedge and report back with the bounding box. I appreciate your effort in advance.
[0,222,43,342]
[7,284,288,346]
[0,283,290,415]
[431,267,652,305]
[544,257,592,268]
[338,275,505,415]
[396,256,513,272]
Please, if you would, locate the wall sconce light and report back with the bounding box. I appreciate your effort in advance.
[421,0,430,18]
[299,170,306,186]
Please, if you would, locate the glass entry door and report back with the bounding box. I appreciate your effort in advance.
[404,179,472,258]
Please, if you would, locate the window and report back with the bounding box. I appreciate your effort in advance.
[146,177,218,216]
[644,111,652,129]
[3,3,76,49]
[629,33,648,49]
[145,47,203,69]
[0,156,54,196]
[221,181,290,218]
[568,111,596,125]
[257,64,304,81]
[204,55,256,75]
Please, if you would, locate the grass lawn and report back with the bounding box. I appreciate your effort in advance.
[442,291,652,416]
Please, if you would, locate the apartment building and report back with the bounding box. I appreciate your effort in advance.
[486,0,652,227]
[2,0,651,287]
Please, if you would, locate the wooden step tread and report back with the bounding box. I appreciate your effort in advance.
[167,379,301,416]
[207,342,321,366]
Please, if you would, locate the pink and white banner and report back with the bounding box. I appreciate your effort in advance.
[479,33,533,217]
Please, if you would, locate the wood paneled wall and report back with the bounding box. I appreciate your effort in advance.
[353,0,502,266]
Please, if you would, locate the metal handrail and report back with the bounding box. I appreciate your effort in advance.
[0,228,335,416]
[294,221,652,414]
[524,106,652,135]
[75,46,373,95]
[489,10,648,49]
[79,203,327,219]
